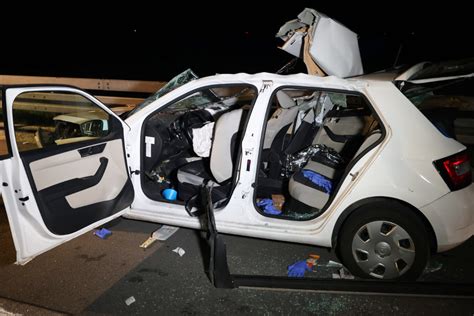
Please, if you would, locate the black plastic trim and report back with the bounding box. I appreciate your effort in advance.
[78,143,107,157]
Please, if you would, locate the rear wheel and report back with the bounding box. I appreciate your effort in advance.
[338,201,430,280]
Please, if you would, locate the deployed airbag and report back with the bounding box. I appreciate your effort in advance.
[192,122,214,157]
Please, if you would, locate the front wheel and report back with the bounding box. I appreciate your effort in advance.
[338,201,430,280]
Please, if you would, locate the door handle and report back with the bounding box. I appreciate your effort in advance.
[78,143,106,157]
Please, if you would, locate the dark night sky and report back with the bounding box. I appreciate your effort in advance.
[1,2,473,81]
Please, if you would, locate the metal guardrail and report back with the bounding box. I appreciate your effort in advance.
[0,75,166,107]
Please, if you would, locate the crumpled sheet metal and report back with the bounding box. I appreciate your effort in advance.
[276,8,363,78]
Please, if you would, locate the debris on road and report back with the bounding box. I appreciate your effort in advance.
[288,260,312,277]
[172,247,186,257]
[288,254,320,277]
[140,225,180,249]
[332,267,355,280]
[93,228,112,239]
[139,236,157,249]
[125,296,136,306]
[424,260,443,274]
[153,225,180,241]
[325,260,343,269]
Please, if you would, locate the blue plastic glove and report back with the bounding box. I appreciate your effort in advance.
[302,169,333,194]
[257,199,282,215]
[287,260,312,278]
[256,199,273,207]
[94,228,112,239]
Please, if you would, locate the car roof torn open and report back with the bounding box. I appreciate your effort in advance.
[276,8,364,78]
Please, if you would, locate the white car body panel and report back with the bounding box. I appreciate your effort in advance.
[123,73,471,249]
[1,72,473,264]
[420,183,474,252]
[0,87,132,264]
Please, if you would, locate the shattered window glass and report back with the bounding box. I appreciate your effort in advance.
[126,69,199,117]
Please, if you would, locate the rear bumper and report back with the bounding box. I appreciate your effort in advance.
[420,183,474,252]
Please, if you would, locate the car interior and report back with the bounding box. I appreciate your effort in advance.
[141,85,258,208]
[140,84,382,220]
[255,88,383,220]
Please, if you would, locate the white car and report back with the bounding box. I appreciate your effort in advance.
[1,63,473,280]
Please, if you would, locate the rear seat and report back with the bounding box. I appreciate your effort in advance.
[289,129,382,210]
[312,115,366,153]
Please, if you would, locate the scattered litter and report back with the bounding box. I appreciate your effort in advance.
[172,247,186,257]
[162,188,177,201]
[288,260,312,278]
[125,296,136,306]
[153,225,180,241]
[306,254,320,270]
[332,267,355,279]
[424,260,443,274]
[271,194,285,211]
[139,236,157,249]
[140,225,180,249]
[256,198,282,215]
[288,254,320,277]
[94,228,112,239]
[326,260,343,269]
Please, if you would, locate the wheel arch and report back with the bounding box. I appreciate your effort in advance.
[331,196,438,254]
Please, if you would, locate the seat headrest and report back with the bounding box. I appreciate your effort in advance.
[276,91,296,109]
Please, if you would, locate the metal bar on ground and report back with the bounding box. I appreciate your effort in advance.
[232,275,474,298]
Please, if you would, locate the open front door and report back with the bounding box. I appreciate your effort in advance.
[0,86,134,264]
[201,185,234,288]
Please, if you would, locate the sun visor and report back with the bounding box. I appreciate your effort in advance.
[276,8,364,78]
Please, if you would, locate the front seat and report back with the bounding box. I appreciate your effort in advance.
[263,90,299,150]
[176,108,246,203]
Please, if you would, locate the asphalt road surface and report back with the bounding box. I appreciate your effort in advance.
[1,201,474,315]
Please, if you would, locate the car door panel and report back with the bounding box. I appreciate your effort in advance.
[0,86,134,263]
[29,139,127,206]
[15,129,132,237]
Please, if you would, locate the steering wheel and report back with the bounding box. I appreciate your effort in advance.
[173,109,214,144]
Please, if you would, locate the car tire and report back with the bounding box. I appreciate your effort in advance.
[338,201,430,280]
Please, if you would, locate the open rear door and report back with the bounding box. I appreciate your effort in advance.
[0,86,134,264]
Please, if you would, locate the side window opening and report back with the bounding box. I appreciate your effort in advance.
[0,88,11,157]
[12,91,111,152]
[141,85,257,205]
[255,87,382,220]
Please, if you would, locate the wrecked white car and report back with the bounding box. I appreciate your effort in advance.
[1,60,473,281]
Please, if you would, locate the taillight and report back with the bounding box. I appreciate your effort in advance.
[434,151,472,191]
